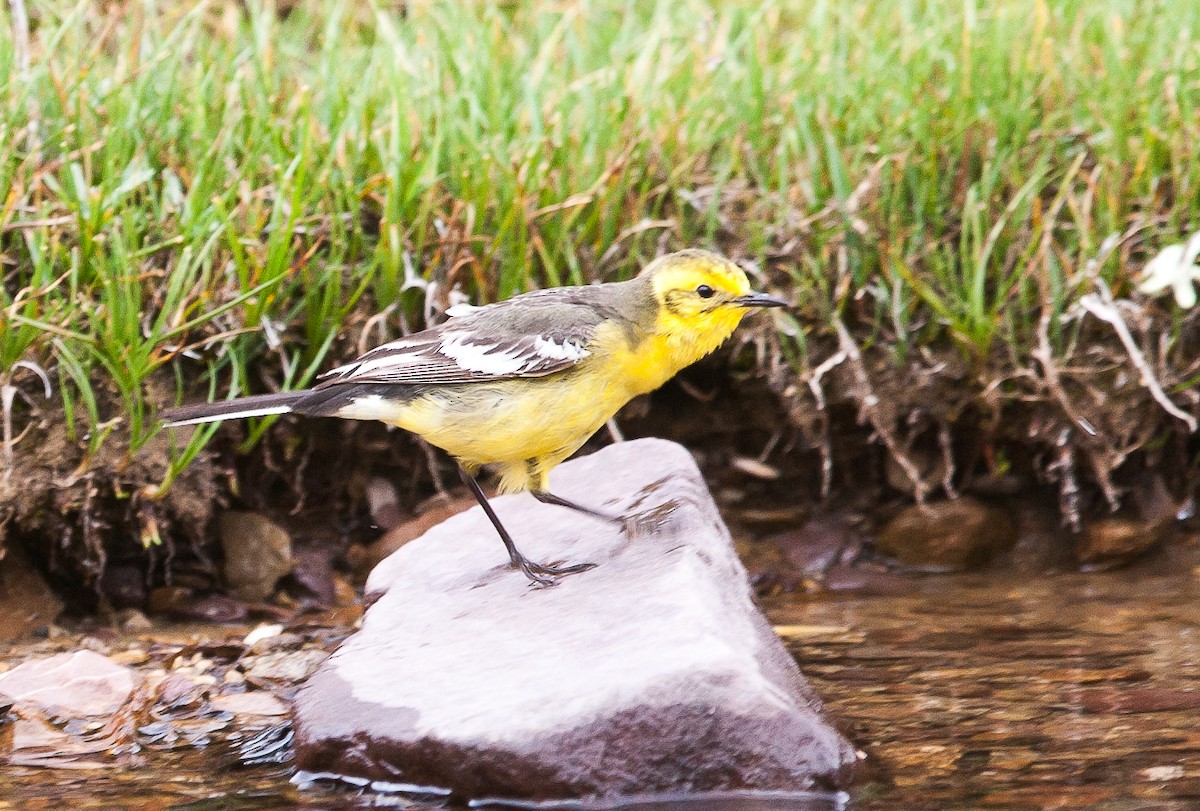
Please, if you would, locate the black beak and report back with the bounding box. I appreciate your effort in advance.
[734,291,789,308]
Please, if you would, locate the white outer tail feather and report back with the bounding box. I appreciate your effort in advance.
[163,404,294,427]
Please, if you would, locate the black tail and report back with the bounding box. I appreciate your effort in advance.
[160,391,309,427]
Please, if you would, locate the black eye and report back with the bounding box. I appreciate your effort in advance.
[696,285,715,299]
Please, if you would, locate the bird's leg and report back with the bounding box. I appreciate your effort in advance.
[457,466,595,586]
[530,489,623,526]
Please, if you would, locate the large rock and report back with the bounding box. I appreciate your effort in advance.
[293,439,856,803]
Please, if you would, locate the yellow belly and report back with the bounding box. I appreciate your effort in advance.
[386,370,628,491]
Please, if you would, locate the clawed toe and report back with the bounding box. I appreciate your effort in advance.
[516,558,597,586]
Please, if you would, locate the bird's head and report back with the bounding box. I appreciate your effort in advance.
[641,250,786,351]
[635,249,788,369]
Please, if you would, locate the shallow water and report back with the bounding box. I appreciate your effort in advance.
[771,543,1200,810]
[3,545,1200,810]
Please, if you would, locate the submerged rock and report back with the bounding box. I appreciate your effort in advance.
[293,438,856,803]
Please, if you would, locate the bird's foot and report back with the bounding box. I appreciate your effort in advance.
[514,557,597,587]
[621,504,678,538]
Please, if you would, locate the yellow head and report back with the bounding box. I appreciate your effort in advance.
[641,249,786,364]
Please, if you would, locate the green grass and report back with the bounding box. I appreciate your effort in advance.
[2,0,1200,496]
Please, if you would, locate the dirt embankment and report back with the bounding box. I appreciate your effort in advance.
[3,295,1199,615]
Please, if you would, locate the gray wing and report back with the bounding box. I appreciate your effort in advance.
[316,288,613,388]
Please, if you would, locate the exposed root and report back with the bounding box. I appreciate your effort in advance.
[1046,433,1083,533]
[1077,281,1197,433]
[937,422,958,498]
[802,348,846,498]
[833,315,931,503]
[1031,309,1122,510]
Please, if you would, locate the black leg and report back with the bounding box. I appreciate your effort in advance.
[530,489,623,525]
[457,467,595,586]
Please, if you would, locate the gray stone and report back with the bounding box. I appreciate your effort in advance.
[293,438,856,803]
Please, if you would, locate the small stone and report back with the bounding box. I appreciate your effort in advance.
[1076,516,1168,567]
[0,650,143,717]
[242,649,328,687]
[109,647,150,666]
[781,514,867,575]
[245,631,304,656]
[294,439,855,803]
[876,497,1017,570]
[147,585,192,615]
[357,495,476,578]
[174,593,249,624]
[0,546,63,641]
[365,477,404,530]
[290,547,337,606]
[210,691,288,717]
[156,672,205,709]
[117,608,154,634]
[243,623,284,647]
[220,511,293,601]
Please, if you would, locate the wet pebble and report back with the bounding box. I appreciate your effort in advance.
[156,672,206,710]
[220,511,293,602]
[876,497,1017,570]
[288,546,338,606]
[241,649,328,688]
[1076,516,1169,568]
[210,691,288,717]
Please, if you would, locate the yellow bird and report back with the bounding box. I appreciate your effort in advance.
[163,249,786,584]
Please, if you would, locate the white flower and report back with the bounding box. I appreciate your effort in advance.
[1138,231,1200,308]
